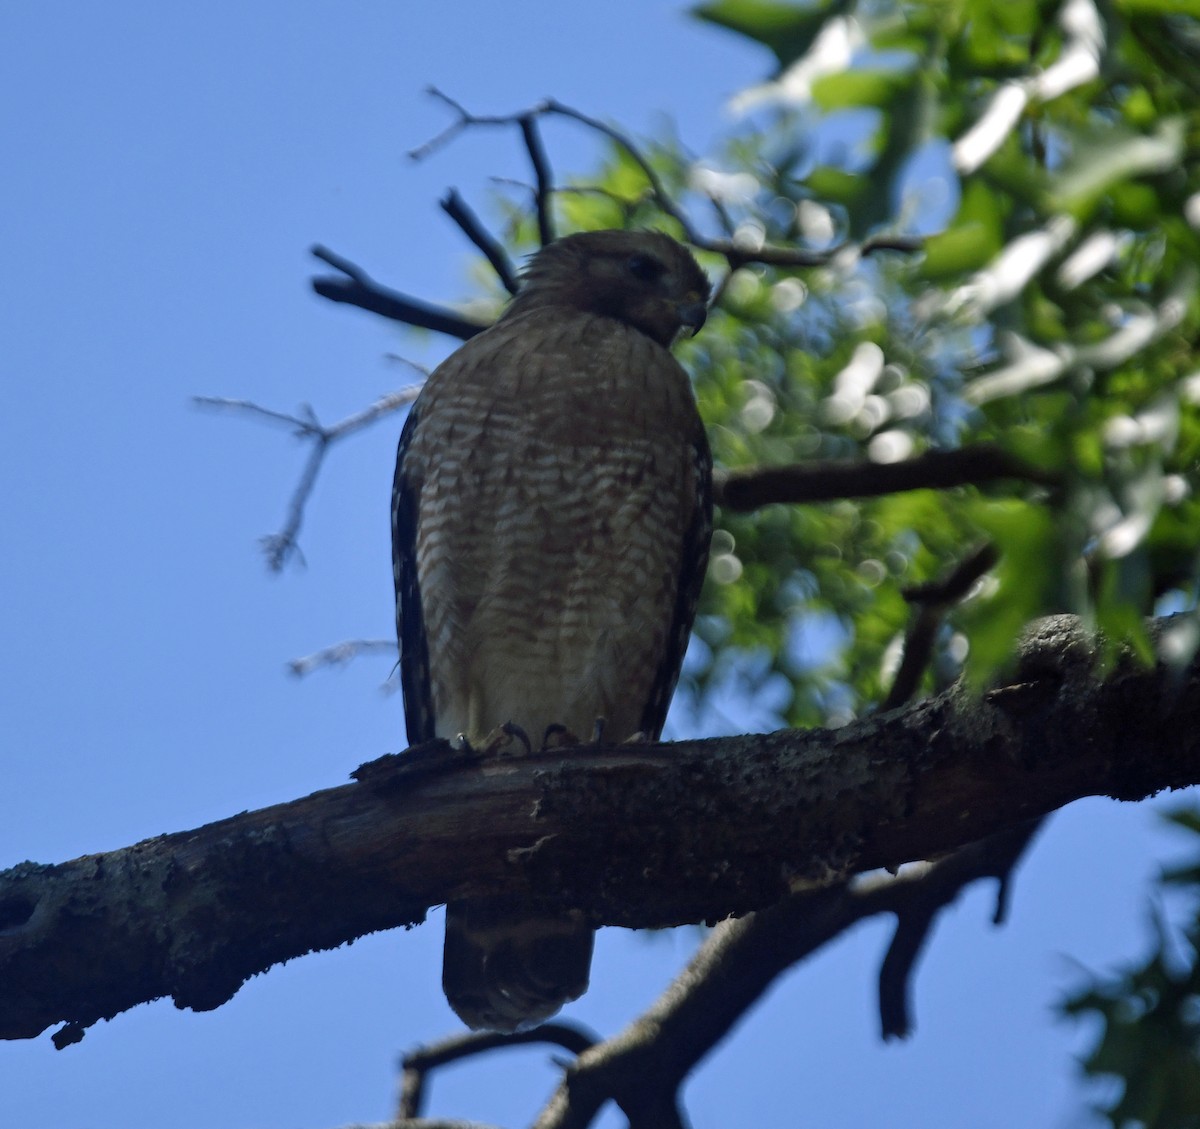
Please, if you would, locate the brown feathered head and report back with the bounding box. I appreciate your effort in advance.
[511,229,710,347]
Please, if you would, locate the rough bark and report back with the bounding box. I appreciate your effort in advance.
[2,615,1197,1045]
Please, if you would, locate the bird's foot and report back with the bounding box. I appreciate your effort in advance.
[479,722,533,758]
[621,730,652,744]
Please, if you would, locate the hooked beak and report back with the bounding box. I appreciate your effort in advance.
[677,299,708,335]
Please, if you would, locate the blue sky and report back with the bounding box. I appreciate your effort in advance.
[0,3,1191,1127]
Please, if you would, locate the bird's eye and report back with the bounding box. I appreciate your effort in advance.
[626,253,666,282]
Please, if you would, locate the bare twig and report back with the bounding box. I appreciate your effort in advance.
[287,639,398,679]
[439,191,520,295]
[311,244,489,340]
[714,444,1058,513]
[398,1023,598,1120]
[519,115,555,246]
[882,541,1000,711]
[196,387,423,570]
[409,89,922,274]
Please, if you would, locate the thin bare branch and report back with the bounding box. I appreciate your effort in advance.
[193,397,323,436]
[874,541,1032,1038]
[519,115,555,246]
[261,439,325,570]
[439,190,520,295]
[882,541,1000,711]
[197,388,423,570]
[287,639,398,679]
[410,89,922,274]
[398,1023,598,1120]
[311,244,489,340]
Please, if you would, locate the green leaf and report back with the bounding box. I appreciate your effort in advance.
[691,0,840,68]
[1051,118,1185,212]
[806,165,865,205]
[956,500,1060,684]
[811,70,911,111]
[1115,0,1200,14]
[919,178,1004,278]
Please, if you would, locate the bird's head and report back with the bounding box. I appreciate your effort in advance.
[515,230,711,347]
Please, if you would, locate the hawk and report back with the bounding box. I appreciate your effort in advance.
[392,229,712,1031]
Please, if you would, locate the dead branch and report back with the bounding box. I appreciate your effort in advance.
[518,115,555,247]
[287,638,398,679]
[3,615,1198,1050]
[310,244,489,341]
[398,1023,598,1120]
[868,539,1033,1038]
[409,89,921,274]
[882,541,1000,711]
[520,831,1042,1128]
[439,190,520,296]
[714,444,1059,513]
[195,387,422,569]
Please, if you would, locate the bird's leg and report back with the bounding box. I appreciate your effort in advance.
[541,723,581,750]
[590,716,606,744]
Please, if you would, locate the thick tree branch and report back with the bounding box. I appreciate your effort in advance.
[310,244,489,340]
[714,444,1059,512]
[3,616,1198,1047]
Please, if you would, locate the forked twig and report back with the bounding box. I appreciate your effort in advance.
[195,385,423,570]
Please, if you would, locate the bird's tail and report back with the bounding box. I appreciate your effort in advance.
[442,898,594,1032]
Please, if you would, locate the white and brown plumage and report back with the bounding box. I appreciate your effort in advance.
[392,229,712,1031]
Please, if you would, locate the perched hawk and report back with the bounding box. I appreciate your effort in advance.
[392,229,713,1031]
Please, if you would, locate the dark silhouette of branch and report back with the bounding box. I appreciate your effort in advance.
[522,827,1043,1128]
[195,387,422,569]
[310,244,489,340]
[882,541,1000,711]
[3,615,1198,1050]
[876,819,1041,1039]
[398,1023,598,1120]
[409,88,922,273]
[439,190,520,296]
[519,115,555,246]
[871,540,1034,1038]
[715,444,1059,513]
